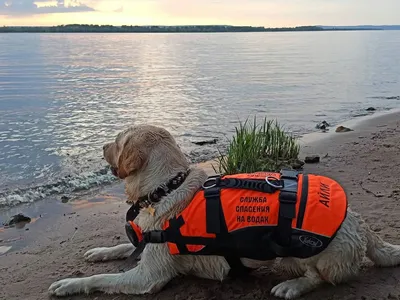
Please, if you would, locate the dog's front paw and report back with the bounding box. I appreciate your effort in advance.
[271,280,303,300]
[84,247,114,262]
[48,278,87,296]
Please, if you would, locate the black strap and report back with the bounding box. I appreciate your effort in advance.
[161,216,218,247]
[120,239,147,272]
[203,184,252,275]
[121,229,168,272]
[205,186,222,234]
[274,169,299,252]
[268,240,293,257]
[126,202,141,222]
[296,174,309,229]
[225,255,252,277]
[167,216,189,253]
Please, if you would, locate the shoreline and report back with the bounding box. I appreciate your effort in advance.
[297,107,400,147]
[1,107,399,240]
[0,109,400,299]
[0,105,398,211]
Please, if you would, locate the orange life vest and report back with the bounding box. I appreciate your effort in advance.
[126,170,348,263]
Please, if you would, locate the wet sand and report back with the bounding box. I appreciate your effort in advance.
[1,111,400,300]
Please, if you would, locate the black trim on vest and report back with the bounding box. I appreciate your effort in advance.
[296,174,309,229]
[274,170,299,250]
[205,186,222,234]
[164,216,216,246]
[203,181,252,276]
[268,240,293,257]
[167,215,188,253]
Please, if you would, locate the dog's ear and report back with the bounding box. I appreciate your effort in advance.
[117,138,146,179]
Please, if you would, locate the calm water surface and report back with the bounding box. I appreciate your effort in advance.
[0,31,399,207]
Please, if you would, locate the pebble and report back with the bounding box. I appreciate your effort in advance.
[304,156,320,164]
[0,246,12,255]
[336,126,353,133]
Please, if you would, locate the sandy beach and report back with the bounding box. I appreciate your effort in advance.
[1,110,400,300]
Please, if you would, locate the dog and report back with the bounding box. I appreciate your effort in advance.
[49,124,400,299]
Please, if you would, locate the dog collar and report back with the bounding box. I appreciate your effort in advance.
[126,169,191,221]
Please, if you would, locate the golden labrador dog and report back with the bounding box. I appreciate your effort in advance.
[49,124,400,299]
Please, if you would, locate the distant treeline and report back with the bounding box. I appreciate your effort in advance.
[1,24,326,33]
[0,24,386,33]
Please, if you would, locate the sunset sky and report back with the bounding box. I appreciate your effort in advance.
[1,0,399,27]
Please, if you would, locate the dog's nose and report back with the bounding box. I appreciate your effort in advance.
[103,145,107,151]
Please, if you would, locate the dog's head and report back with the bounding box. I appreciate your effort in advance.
[103,124,181,179]
[103,124,189,202]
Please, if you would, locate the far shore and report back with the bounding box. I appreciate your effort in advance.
[1,109,400,299]
[2,24,399,34]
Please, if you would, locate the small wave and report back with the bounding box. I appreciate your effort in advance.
[0,167,118,208]
[0,146,225,208]
[369,96,400,100]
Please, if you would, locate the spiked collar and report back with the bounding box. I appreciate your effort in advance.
[126,169,191,221]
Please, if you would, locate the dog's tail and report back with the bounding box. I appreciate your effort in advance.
[366,226,400,267]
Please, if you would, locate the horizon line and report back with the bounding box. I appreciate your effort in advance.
[2,24,400,28]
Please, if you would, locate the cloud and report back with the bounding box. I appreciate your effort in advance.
[1,0,400,26]
[0,0,95,15]
[114,6,123,13]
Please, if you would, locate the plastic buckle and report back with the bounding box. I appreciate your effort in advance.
[280,169,299,180]
[145,231,166,243]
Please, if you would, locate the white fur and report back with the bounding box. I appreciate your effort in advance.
[48,124,400,299]
[84,244,135,262]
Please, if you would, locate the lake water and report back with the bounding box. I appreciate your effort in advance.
[0,31,399,208]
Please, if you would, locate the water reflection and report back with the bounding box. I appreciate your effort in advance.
[0,32,399,205]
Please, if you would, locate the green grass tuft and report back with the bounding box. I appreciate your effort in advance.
[213,116,301,175]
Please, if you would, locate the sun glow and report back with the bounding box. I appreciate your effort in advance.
[1,0,399,27]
